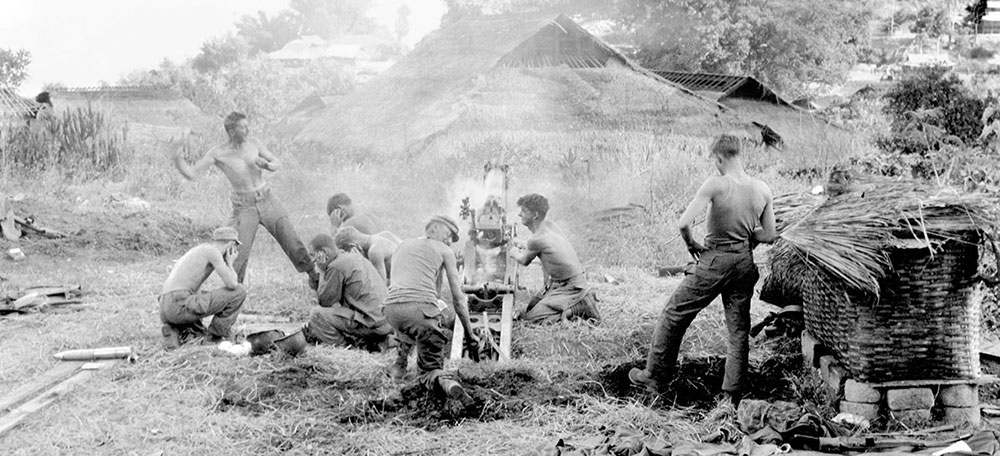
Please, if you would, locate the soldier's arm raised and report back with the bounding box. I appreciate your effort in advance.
[172,139,217,181]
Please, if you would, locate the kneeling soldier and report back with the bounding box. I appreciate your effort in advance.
[301,234,395,352]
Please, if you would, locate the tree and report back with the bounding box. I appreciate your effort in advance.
[911,5,950,37]
[881,67,985,154]
[288,0,377,40]
[192,34,250,73]
[965,0,987,27]
[441,0,612,24]
[0,48,31,88]
[395,4,411,41]
[615,0,871,97]
[236,10,300,55]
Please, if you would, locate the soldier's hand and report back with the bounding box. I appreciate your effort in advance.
[225,245,239,264]
[687,242,707,261]
[254,157,271,170]
[464,336,481,362]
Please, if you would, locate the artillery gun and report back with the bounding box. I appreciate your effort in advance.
[450,162,518,362]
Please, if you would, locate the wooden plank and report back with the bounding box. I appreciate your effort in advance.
[449,316,464,361]
[981,341,1000,361]
[868,375,1000,388]
[499,294,513,362]
[237,313,293,324]
[240,322,302,336]
[0,362,85,414]
[0,369,95,437]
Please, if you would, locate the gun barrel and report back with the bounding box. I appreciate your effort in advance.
[461,284,516,294]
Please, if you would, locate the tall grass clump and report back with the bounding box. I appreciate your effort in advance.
[1,105,128,180]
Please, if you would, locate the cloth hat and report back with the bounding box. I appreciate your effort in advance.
[430,215,460,243]
[212,226,241,245]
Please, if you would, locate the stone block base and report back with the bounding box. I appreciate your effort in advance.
[943,406,981,427]
[839,401,879,421]
[814,355,986,428]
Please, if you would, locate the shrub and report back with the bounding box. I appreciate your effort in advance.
[880,67,985,154]
[970,46,995,60]
[1,105,127,179]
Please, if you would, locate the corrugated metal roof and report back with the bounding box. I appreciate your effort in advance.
[652,70,792,107]
[654,71,748,94]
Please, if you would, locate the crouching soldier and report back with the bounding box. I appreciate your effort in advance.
[508,194,600,324]
[159,226,247,350]
[301,234,395,352]
[333,225,400,286]
[384,215,479,402]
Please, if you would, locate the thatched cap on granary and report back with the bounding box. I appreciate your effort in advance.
[768,174,999,297]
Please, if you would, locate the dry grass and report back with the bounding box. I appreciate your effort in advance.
[0,89,871,454]
[0,222,791,454]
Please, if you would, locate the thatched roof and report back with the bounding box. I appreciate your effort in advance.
[294,12,729,154]
[0,87,37,121]
[769,175,998,297]
[52,86,208,141]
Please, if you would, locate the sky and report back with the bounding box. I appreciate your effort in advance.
[0,0,446,96]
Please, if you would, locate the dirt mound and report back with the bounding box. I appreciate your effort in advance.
[358,367,576,429]
[7,197,211,259]
[595,357,726,408]
[595,346,805,409]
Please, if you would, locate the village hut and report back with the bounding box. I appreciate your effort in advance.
[51,86,208,143]
[294,12,762,157]
[651,70,848,168]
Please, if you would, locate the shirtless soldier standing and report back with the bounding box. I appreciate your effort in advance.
[508,194,600,324]
[171,112,317,288]
[159,226,247,350]
[630,134,775,407]
[383,215,479,401]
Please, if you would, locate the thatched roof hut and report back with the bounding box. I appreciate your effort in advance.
[294,12,751,155]
[650,70,846,162]
[0,88,37,123]
[52,86,208,142]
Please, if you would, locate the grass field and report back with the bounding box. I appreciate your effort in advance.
[0,99,879,455]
